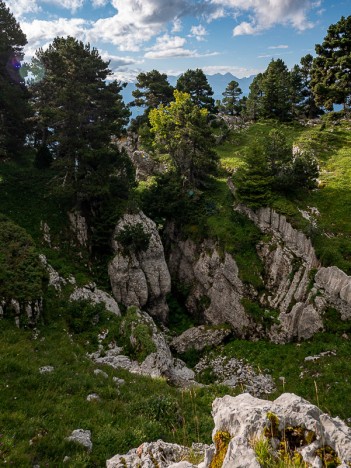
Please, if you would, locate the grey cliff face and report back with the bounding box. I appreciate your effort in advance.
[315,266,351,318]
[167,235,251,337]
[108,212,171,322]
[236,205,325,342]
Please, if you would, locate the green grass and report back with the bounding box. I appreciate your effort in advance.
[221,333,351,420]
[0,309,240,466]
[215,119,351,274]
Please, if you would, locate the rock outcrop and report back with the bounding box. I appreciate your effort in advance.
[107,392,351,467]
[68,210,89,247]
[210,392,351,467]
[170,325,231,354]
[70,282,120,316]
[315,266,351,319]
[109,212,171,322]
[167,235,251,337]
[235,204,325,342]
[90,309,196,387]
[106,441,208,468]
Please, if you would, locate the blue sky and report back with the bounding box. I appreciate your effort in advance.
[5,0,350,81]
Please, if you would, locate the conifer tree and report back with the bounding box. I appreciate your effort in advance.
[30,37,132,208]
[221,80,242,115]
[149,90,217,187]
[0,1,30,157]
[311,15,351,111]
[176,69,215,113]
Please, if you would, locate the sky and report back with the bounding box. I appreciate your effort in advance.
[5,0,351,82]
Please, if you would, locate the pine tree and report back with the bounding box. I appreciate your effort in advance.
[131,70,174,110]
[0,1,30,157]
[221,80,242,116]
[176,69,215,113]
[311,15,351,111]
[30,36,132,207]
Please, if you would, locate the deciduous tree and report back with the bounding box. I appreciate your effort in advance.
[149,90,217,187]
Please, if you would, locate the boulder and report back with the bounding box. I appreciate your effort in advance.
[70,282,120,316]
[170,326,231,354]
[106,393,351,467]
[210,393,351,467]
[66,429,92,452]
[109,212,171,322]
[106,440,208,468]
[90,309,196,387]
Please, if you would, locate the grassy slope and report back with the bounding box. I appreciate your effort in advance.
[216,119,351,274]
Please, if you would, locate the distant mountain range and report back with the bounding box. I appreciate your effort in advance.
[121,73,256,119]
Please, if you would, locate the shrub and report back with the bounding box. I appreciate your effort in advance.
[115,223,151,254]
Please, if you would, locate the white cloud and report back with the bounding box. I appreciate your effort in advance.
[4,0,39,19]
[211,0,315,35]
[268,44,289,49]
[233,21,256,36]
[21,18,89,58]
[172,18,182,32]
[190,24,208,41]
[91,0,109,7]
[202,64,262,78]
[144,34,219,59]
[42,0,84,13]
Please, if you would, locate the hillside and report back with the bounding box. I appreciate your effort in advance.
[1,116,351,466]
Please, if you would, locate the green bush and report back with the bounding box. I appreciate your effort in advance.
[64,300,105,335]
[0,216,46,307]
[115,223,151,254]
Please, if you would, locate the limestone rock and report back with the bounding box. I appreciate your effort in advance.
[68,210,89,247]
[236,205,319,267]
[211,393,351,467]
[39,254,75,291]
[66,429,92,451]
[194,355,275,396]
[170,326,231,354]
[90,310,196,387]
[39,366,54,374]
[94,369,108,378]
[70,283,120,316]
[269,302,324,343]
[86,393,100,402]
[106,440,207,468]
[167,235,251,337]
[315,266,351,319]
[109,212,171,322]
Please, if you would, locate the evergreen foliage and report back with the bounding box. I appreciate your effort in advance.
[221,80,243,116]
[176,68,215,113]
[0,1,31,157]
[0,216,45,304]
[311,15,351,111]
[131,69,174,110]
[29,36,132,209]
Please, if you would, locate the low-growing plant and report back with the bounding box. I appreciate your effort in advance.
[115,223,151,254]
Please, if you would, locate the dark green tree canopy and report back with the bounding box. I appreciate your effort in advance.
[131,70,174,109]
[221,80,242,116]
[176,68,215,112]
[311,15,351,111]
[29,36,132,207]
[0,1,30,157]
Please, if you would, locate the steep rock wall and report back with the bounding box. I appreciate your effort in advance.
[167,232,253,337]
